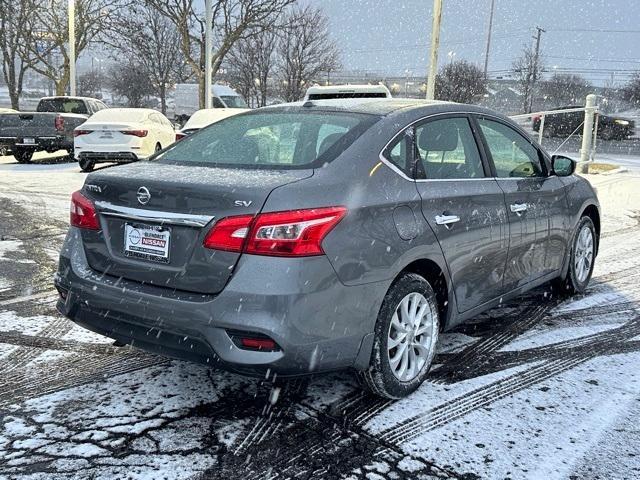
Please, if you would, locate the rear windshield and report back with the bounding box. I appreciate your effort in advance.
[220,96,248,108]
[37,98,88,114]
[308,92,388,99]
[156,111,379,169]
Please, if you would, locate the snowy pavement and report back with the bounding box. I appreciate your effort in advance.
[1,156,640,479]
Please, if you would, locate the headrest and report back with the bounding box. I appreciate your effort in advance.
[418,122,458,152]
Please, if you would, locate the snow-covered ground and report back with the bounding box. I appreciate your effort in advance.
[1,154,639,479]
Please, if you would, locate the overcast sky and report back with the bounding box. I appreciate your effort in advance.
[315,0,640,86]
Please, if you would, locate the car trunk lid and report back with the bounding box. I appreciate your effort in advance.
[80,162,312,294]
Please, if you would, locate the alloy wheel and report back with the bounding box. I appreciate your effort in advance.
[574,225,594,283]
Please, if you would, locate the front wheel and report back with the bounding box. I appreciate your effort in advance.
[555,216,596,295]
[14,149,33,164]
[359,273,440,399]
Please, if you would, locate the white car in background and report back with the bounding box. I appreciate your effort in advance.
[303,84,392,101]
[175,108,249,140]
[74,108,175,172]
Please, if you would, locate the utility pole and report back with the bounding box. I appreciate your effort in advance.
[529,26,545,113]
[425,0,443,100]
[68,0,76,96]
[483,0,495,79]
[204,0,213,109]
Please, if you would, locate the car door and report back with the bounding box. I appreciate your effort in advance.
[413,115,510,313]
[474,116,568,290]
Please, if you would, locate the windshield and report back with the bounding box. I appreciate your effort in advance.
[37,98,88,114]
[219,95,248,108]
[156,111,379,169]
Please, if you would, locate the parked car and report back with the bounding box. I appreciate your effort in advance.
[0,96,106,163]
[0,108,17,155]
[175,107,249,140]
[74,108,176,172]
[532,105,635,140]
[304,84,392,101]
[174,83,248,125]
[55,99,600,399]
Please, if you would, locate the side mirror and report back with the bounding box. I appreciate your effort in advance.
[551,155,576,177]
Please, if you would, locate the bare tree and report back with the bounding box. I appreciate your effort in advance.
[542,73,591,106]
[108,63,154,107]
[24,0,124,96]
[145,0,295,108]
[435,60,486,104]
[226,28,278,107]
[78,70,104,97]
[0,0,36,109]
[276,6,341,102]
[111,4,189,114]
[622,72,640,106]
[512,45,544,113]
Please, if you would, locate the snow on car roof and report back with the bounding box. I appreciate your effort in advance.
[90,108,157,122]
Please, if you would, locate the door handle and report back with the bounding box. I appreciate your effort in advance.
[510,203,528,215]
[435,214,461,227]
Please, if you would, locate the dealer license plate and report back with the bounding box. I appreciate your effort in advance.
[124,223,171,263]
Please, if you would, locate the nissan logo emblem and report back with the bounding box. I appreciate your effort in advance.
[137,187,151,205]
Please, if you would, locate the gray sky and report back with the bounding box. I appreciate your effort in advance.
[316,0,640,86]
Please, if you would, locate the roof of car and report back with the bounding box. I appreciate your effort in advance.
[262,98,499,117]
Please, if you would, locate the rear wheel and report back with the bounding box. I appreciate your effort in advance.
[555,216,596,295]
[359,273,440,399]
[79,157,95,172]
[155,143,162,153]
[14,149,33,164]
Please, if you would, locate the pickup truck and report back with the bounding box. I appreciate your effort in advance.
[0,96,108,163]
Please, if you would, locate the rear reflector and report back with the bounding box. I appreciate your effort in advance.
[203,207,347,257]
[74,129,93,137]
[70,190,100,230]
[121,130,148,137]
[227,330,280,351]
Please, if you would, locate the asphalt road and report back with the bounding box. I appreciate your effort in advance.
[0,157,639,479]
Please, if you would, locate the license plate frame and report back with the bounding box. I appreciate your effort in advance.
[123,223,171,263]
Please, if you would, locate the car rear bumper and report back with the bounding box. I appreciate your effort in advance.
[54,228,385,376]
[78,151,140,162]
[0,135,73,152]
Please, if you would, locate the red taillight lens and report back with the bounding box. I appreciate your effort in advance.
[175,132,186,141]
[70,191,100,230]
[203,215,254,252]
[74,129,93,137]
[55,115,64,132]
[121,130,148,137]
[203,207,346,257]
[240,337,277,350]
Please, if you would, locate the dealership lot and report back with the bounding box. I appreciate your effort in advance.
[0,156,639,478]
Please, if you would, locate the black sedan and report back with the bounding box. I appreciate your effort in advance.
[532,106,635,140]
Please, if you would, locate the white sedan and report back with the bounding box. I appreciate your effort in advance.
[74,108,176,172]
[175,108,249,140]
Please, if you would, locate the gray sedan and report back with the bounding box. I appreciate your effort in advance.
[54,99,600,399]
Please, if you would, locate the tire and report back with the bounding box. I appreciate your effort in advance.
[599,128,615,141]
[543,125,556,138]
[79,158,95,172]
[555,216,596,295]
[155,143,162,153]
[14,149,33,164]
[359,273,440,399]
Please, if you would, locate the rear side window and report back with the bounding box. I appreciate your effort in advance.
[37,99,88,115]
[415,117,485,179]
[477,118,544,178]
[382,129,413,176]
[156,111,379,169]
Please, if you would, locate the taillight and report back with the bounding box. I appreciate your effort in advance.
[55,115,64,132]
[203,215,254,252]
[70,191,100,230]
[203,207,346,257]
[121,130,148,137]
[74,129,93,137]
[175,132,186,141]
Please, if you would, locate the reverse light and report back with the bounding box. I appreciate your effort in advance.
[203,207,347,257]
[70,191,100,230]
[74,129,93,137]
[121,129,148,137]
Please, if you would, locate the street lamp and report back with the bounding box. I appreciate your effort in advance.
[68,0,76,96]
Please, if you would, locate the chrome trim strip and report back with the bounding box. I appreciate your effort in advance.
[377,110,541,183]
[95,201,214,228]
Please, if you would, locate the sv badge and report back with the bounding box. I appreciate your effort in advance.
[234,200,252,207]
